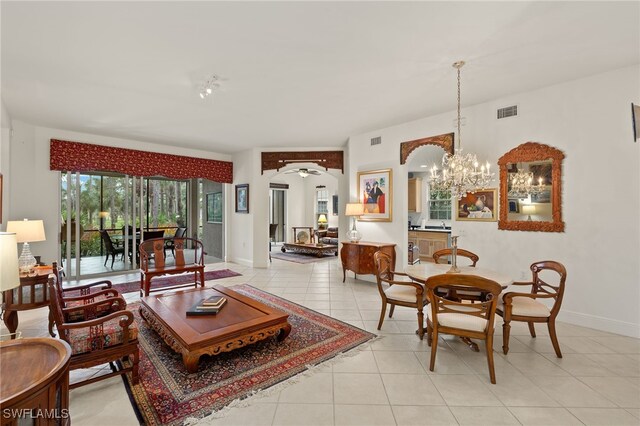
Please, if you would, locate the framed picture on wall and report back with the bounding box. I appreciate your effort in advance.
[456,188,498,221]
[235,184,249,213]
[206,192,223,223]
[357,168,392,222]
[332,195,338,216]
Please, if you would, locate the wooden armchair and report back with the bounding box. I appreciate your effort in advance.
[497,260,567,358]
[373,251,428,339]
[425,274,502,383]
[48,277,139,389]
[139,237,205,296]
[51,262,124,322]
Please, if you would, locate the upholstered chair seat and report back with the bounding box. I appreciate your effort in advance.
[67,316,139,355]
[427,305,488,333]
[384,282,425,303]
[497,297,550,317]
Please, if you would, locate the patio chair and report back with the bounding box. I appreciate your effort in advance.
[99,230,125,268]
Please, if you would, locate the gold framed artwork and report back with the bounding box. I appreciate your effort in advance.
[357,168,392,222]
[456,188,498,222]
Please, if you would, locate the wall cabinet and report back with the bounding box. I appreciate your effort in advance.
[407,231,449,263]
[408,177,422,212]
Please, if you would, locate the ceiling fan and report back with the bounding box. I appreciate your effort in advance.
[284,168,321,178]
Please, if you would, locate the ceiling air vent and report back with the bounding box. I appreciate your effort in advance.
[370,136,382,146]
[497,105,518,119]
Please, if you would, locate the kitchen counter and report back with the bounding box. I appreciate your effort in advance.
[408,228,451,233]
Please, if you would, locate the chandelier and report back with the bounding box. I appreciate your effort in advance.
[508,168,543,199]
[429,61,493,200]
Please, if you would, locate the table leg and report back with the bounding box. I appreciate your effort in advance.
[183,353,200,374]
[278,323,292,341]
[3,310,18,339]
[48,308,56,337]
[460,336,479,352]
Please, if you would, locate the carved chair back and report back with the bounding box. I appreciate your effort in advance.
[139,237,205,271]
[527,260,567,317]
[425,274,501,332]
[432,248,479,266]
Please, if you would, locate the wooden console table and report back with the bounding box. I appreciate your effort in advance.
[340,241,396,282]
[3,267,57,339]
[0,338,71,426]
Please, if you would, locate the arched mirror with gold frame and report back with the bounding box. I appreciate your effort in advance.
[498,142,565,232]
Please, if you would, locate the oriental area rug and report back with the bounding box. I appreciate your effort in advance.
[121,284,376,426]
[112,269,242,294]
[269,251,336,264]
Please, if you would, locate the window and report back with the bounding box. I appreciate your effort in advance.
[428,188,452,220]
[316,188,328,223]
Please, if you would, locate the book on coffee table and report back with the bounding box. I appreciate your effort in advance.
[186,298,227,316]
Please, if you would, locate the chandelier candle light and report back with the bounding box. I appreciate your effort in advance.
[6,219,46,275]
[345,203,365,243]
[508,168,544,199]
[429,61,494,200]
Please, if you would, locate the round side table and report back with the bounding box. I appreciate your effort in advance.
[0,338,71,426]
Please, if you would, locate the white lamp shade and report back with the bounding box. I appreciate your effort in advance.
[345,203,365,216]
[0,232,20,292]
[522,205,536,215]
[6,219,46,243]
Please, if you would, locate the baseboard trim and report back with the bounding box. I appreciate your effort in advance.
[557,310,640,338]
[229,257,253,268]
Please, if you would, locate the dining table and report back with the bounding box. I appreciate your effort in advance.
[405,262,513,351]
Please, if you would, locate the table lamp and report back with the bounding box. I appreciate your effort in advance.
[317,214,328,230]
[345,203,365,243]
[6,219,46,274]
[0,232,20,294]
[522,204,536,221]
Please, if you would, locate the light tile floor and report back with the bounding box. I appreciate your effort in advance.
[2,257,639,426]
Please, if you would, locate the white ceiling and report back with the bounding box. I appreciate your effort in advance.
[2,2,638,154]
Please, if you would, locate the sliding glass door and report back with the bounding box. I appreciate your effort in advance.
[60,172,189,280]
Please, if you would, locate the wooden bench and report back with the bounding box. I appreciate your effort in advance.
[139,237,205,297]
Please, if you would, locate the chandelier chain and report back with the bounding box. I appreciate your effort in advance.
[457,64,461,148]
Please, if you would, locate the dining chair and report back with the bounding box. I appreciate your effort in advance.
[433,248,481,301]
[373,251,429,340]
[99,230,125,268]
[432,248,479,266]
[425,274,502,383]
[496,260,567,358]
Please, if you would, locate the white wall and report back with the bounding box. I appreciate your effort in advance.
[303,173,339,228]
[348,64,640,337]
[270,172,307,242]
[7,121,232,263]
[235,148,348,269]
[0,98,11,226]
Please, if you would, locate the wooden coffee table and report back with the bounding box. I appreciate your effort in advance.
[281,242,338,257]
[139,286,291,373]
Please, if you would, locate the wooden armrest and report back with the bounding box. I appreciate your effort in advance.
[57,308,134,330]
[502,291,556,303]
[62,280,113,292]
[63,296,127,313]
[387,279,425,293]
[63,288,121,302]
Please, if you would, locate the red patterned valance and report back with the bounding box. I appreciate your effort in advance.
[50,139,233,184]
